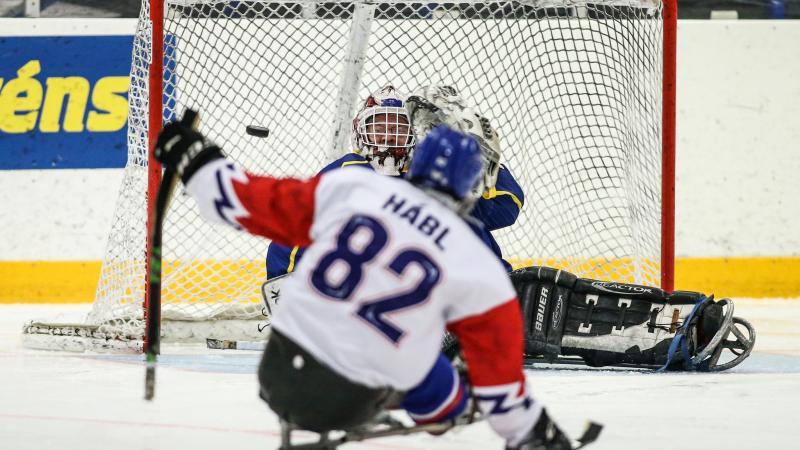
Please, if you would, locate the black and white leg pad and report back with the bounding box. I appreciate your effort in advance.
[511,266,577,359]
[510,266,755,372]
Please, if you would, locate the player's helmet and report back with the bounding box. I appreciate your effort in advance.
[352,85,416,176]
[406,124,484,215]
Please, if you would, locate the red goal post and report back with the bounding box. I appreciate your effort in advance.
[661,0,677,293]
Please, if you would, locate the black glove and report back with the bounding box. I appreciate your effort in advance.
[507,409,572,450]
[154,119,223,183]
[406,95,448,144]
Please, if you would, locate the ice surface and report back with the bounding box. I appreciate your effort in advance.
[1,300,798,450]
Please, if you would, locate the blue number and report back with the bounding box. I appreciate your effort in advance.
[311,215,442,343]
[357,250,440,343]
[311,214,387,299]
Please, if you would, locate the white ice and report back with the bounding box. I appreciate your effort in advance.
[1,300,798,450]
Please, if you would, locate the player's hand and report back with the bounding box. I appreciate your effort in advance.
[154,120,223,183]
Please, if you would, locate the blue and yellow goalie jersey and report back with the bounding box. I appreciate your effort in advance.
[266,152,524,279]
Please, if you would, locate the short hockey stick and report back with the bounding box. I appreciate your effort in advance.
[144,109,199,401]
[573,422,604,449]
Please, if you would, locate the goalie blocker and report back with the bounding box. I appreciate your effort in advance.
[512,266,755,372]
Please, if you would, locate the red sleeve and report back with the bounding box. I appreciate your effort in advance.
[446,299,525,387]
[231,173,321,247]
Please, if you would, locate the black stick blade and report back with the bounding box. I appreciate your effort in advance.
[144,364,155,400]
[574,422,603,449]
[246,125,270,138]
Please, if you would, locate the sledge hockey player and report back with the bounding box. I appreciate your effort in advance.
[265,85,525,279]
[154,118,595,449]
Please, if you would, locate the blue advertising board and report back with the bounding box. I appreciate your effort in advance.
[0,35,133,169]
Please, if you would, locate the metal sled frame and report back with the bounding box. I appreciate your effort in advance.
[278,414,603,450]
[523,299,756,373]
[277,414,471,450]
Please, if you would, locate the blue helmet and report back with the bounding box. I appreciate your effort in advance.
[406,125,484,208]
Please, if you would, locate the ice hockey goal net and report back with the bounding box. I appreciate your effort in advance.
[23,0,676,352]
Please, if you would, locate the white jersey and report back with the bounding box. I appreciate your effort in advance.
[273,169,515,389]
[186,159,539,445]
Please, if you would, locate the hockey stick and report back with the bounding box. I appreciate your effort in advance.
[144,109,199,401]
[206,338,266,351]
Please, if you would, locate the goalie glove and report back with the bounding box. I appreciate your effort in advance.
[461,113,502,191]
[406,95,453,143]
[417,84,468,116]
[154,119,224,183]
[407,85,502,190]
[407,85,471,142]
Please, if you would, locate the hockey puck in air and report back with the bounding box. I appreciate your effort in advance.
[246,125,270,138]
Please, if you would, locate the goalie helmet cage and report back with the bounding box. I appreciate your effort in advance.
[22,0,676,352]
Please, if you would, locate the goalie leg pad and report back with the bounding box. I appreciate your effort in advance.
[560,280,704,368]
[510,267,751,371]
[510,266,577,360]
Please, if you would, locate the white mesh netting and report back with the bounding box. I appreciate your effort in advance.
[24,0,669,351]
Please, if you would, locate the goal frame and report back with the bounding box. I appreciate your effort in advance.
[142,0,678,353]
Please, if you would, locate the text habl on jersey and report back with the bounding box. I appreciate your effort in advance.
[0,35,133,169]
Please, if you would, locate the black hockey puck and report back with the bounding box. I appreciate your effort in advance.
[246,125,270,138]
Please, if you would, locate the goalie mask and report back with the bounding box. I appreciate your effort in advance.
[352,85,416,176]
